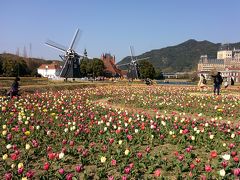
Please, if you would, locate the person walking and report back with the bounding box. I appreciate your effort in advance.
[7,77,20,99]
[212,72,223,95]
[198,74,207,91]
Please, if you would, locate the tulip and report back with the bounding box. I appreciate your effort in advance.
[210,151,217,158]
[2,154,8,160]
[233,168,240,176]
[59,152,64,159]
[111,159,117,166]
[66,173,73,180]
[219,169,226,177]
[205,165,212,172]
[26,170,34,178]
[75,164,83,172]
[18,167,24,174]
[154,169,161,177]
[58,168,65,175]
[100,156,106,163]
[43,162,50,171]
[4,173,12,180]
[124,167,131,174]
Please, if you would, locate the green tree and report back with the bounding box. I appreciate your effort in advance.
[155,69,165,80]
[92,58,105,77]
[139,60,155,79]
[80,59,89,77]
[2,57,30,76]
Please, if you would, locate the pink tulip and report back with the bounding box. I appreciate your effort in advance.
[111,159,117,166]
[66,173,73,180]
[205,165,212,172]
[137,152,142,159]
[108,176,114,180]
[18,167,24,174]
[58,168,65,175]
[26,170,34,178]
[75,164,83,172]
[4,172,12,180]
[124,167,131,174]
[154,169,161,177]
[233,168,240,176]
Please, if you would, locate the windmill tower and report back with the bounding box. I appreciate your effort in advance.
[45,29,89,79]
[117,46,149,79]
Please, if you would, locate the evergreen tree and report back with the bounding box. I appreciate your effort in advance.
[139,60,155,79]
[92,58,105,77]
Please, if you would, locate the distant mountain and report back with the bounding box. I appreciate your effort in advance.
[117,39,240,72]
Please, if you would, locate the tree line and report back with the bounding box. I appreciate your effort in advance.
[0,53,163,79]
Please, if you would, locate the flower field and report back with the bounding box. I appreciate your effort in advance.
[0,85,240,179]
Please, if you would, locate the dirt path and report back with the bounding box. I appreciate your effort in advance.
[92,96,240,126]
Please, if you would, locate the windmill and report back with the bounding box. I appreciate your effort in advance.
[45,28,88,79]
[117,46,149,79]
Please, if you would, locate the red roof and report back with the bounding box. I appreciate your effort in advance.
[101,54,123,76]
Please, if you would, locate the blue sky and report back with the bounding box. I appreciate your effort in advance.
[0,0,240,62]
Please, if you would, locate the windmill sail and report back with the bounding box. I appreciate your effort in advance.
[45,29,84,79]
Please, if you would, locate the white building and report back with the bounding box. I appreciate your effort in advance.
[198,45,240,81]
[37,63,62,78]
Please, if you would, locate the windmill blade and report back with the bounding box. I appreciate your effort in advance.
[59,57,69,77]
[129,46,135,62]
[59,55,66,61]
[45,39,67,52]
[69,28,81,50]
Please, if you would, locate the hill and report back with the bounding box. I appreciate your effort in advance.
[117,39,240,72]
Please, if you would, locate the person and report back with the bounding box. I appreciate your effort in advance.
[231,77,234,86]
[7,77,20,99]
[198,74,207,91]
[224,78,229,88]
[212,72,223,95]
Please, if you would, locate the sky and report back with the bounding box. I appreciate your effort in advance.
[0,0,240,62]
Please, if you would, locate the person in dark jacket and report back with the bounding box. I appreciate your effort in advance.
[231,77,234,86]
[7,77,20,99]
[212,72,223,95]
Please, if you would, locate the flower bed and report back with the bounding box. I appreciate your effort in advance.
[0,85,239,179]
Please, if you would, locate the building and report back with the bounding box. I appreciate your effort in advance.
[100,53,123,77]
[221,67,240,83]
[198,45,240,80]
[37,62,62,78]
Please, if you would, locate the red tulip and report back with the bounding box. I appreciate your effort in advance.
[10,153,18,161]
[221,161,228,168]
[210,151,217,158]
[205,165,212,172]
[233,156,239,163]
[43,162,50,171]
